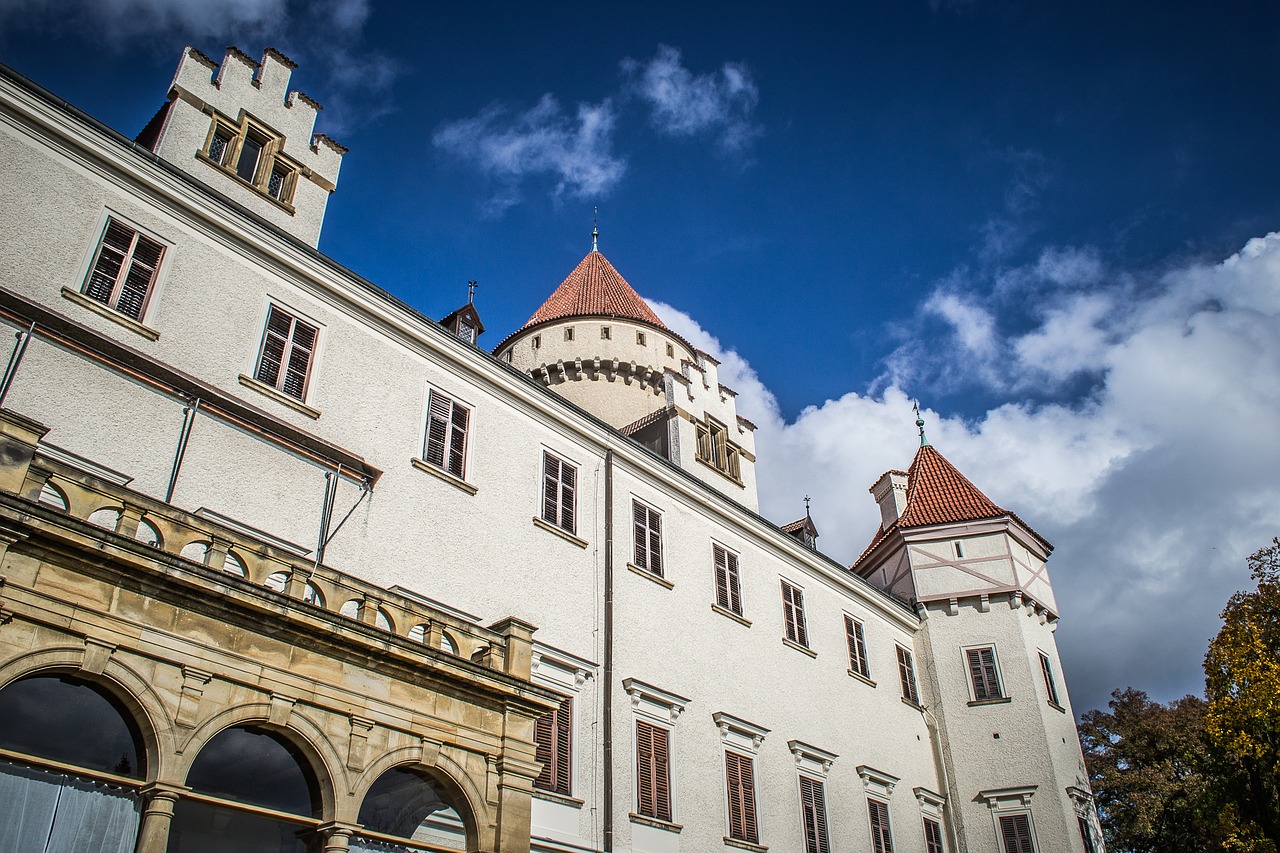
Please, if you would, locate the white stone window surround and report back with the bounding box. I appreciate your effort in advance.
[1067,785,1102,851]
[857,764,900,800]
[624,677,688,829]
[713,711,769,754]
[962,643,1009,705]
[788,739,837,778]
[914,785,946,821]
[979,785,1039,852]
[67,207,174,337]
[531,643,596,807]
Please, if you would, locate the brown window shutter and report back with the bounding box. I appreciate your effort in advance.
[425,390,452,468]
[782,581,808,646]
[1040,652,1061,706]
[968,647,1001,700]
[534,695,572,795]
[845,615,869,678]
[542,453,560,525]
[897,646,919,704]
[800,776,830,853]
[560,459,576,533]
[636,720,671,822]
[447,401,468,477]
[648,509,662,575]
[924,817,944,853]
[868,799,894,853]
[256,305,291,388]
[1078,816,1096,853]
[724,752,758,843]
[999,814,1034,853]
[533,707,555,791]
[634,502,648,569]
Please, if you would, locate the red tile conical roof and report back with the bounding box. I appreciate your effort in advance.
[521,250,667,329]
[897,445,1005,527]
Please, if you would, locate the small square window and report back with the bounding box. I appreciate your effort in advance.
[601,326,611,340]
[564,327,574,341]
[81,218,166,322]
[532,335,541,349]
[255,305,318,401]
[954,540,965,558]
[666,343,674,357]
[636,331,646,346]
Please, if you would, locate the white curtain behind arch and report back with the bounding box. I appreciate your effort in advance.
[0,762,140,853]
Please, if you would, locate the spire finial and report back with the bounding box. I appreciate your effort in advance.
[592,207,599,252]
[804,495,811,518]
[914,401,930,447]
[467,280,477,304]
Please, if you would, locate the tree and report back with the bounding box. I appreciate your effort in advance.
[1079,688,1223,852]
[1205,537,1280,850]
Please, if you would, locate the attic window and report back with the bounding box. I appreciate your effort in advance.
[601,326,611,340]
[532,335,541,350]
[666,343,674,357]
[565,327,574,341]
[201,113,298,207]
[954,541,964,559]
[636,331,646,346]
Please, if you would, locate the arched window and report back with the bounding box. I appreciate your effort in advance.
[169,726,322,853]
[352,767,467,851]
[0,673,145,853]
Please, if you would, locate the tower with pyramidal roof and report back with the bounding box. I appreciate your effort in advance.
[853,422,1102,851]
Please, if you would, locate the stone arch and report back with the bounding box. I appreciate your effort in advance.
[176,702,347,817]
[346,745,492,850]
[0,646,174,782]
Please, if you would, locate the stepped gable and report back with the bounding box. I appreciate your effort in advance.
[522,250,667,329]
[852,444,1049,571]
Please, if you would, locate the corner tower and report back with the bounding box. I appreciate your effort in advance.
[853,431,1103,853]
[494,241,760,510]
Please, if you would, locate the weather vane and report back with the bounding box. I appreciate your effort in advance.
[467,280,477,304]
[592,207,599,252]
[914,401,929,447]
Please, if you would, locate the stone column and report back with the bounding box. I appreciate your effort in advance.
[133,783,184,853]
[318,822,358,853]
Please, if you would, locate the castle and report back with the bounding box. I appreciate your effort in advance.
[0,47,1102,853]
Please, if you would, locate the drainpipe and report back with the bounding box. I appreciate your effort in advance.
[602,448,614,852]
[918,603,966,853]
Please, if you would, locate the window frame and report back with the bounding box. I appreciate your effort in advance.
[998,812,1037,853]
[924,816,945,853]
[867,797,895,853]
[201,111,300,207]
[533,693,573,797]
[1077,815,1096,853]
[845,614,871,680]
[694,415,743,482]
[713,543,743,616]
[723,749,760,845]
[1039,651,1062,708]
[635,718,673,823]
[632,499,664,578]
[897,645,920,705]
[780,579,809,648]
[78,215,168,324]
[422,388,472,480]
[541,451,578,535]
[965,645,1005,702]
[253,304,320,402]
[799,775,830,853]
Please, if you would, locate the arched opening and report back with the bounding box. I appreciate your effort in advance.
[169,725,323,853]
[351,766,469,851]
[0,672,146,853]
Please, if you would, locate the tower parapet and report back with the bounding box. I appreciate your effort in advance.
[136,46,345,247]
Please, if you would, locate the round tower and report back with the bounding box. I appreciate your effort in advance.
[493,246,697,430]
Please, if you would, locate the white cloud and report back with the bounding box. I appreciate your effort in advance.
[433,96,625,213]
[653,231,1280,714]
[0,0,288,43]
[623,45,760,151]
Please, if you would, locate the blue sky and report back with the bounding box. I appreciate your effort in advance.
[4,0,1280,716]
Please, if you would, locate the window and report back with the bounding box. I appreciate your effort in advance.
[82,218,165,321]
[564,327,574,341]
[532,334,541,349]
[999,814,1035,853]
[601,326,611,340]
[724,751,759,844]
[1039,652,1061,707]
[632,500,663,577]
[781,580,808,647]
[202,115,298,204]
[635,720,671,822]
[695,417,742,481]
[357,767,466,849]
[897,646,920,705]
[953,540,964,558]
[799,776,830,853]
[636,331,646,346]
[845,615,870,679]
[534,695,572,796]
[254,305,318,401]
[541,452,577,534]
[967,647,1004,701]
[457,320,476,344]
[924,817,945,853]
[714,544,743,615]
[1077,816,1096,853]
[666,343,674,357]
[424,389,470,479]
[868,799,894,853]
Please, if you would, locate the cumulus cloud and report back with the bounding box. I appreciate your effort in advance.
[433,96,625,215]
[0,0,394,135]
[623,45,760,151]
[653,232,1280,715]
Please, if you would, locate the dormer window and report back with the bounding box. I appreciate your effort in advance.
[201,114,298,207]
[695,416,741,482]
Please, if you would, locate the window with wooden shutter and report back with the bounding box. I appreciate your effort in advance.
[998,814,1035,853]
[723,751,759,843]
[541,452,577,534]
[635,720,671,822]
[714,544,742,615]
[924,817,945,853]
[533,695,572,796]
[897,645,920,705]
[966,647,1003,701]
[632,501,663,576]
[799,776,829,853]
[1077,816,1096,853]
[781,580,808,647]
[424,390,470,478]
[82,218,165,322]
[1040,652,1061,707]
[255,305,318,401]
[845,615,870,678]
[867,798,894,853]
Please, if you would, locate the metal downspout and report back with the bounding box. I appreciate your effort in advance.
[918,604,966,853]
[603,448,614,852]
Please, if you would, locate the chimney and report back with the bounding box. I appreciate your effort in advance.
[870,471,909,529]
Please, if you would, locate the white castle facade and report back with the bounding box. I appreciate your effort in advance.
[0,47,1102,853]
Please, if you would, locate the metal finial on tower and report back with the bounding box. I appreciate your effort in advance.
[592,207,599,252]
[467,280,477,304]
[913,401,930,447]
[804,495,811,517]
